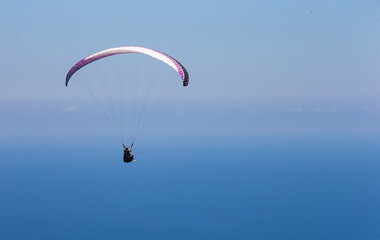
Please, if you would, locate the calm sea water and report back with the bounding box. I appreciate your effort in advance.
[1,134,380,239]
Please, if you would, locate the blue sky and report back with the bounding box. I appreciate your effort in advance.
[1,0,380,136]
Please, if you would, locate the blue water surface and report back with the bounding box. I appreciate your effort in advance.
[1,134,380,239]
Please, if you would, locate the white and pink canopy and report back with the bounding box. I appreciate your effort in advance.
[65,46,189,87]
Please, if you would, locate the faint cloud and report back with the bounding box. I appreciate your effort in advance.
[288,107,303,112]
[312,107,339,113]
[327,107,338,112]
[313,107,324,113]
[362,106,370,112]
[62,105,79,112]
[249,109,258,114]
[361,106,380,113]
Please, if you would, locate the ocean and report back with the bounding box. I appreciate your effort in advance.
[1,134,380,239]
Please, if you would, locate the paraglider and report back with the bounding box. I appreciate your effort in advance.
[65,46,189,163]
[123,143,134,163]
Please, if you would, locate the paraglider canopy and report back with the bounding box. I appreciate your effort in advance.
[65,46,189,87]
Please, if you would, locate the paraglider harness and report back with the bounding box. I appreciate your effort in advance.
[123,143,134,163]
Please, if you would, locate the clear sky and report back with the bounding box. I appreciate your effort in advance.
[1,0,380,136]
